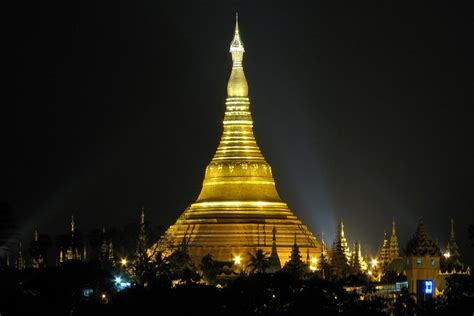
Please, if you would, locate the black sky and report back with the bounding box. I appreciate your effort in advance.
[5,1,474,263]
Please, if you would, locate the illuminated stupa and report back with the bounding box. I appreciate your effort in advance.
[158,16,320,266]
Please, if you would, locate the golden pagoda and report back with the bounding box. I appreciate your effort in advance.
[158,15,320,266]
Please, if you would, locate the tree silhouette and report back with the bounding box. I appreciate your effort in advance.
[247,249,270,274]
[200,254,220,284]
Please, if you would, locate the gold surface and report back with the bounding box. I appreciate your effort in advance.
[158,17,320,266]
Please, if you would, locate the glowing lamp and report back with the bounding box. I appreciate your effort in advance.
[371,258,378,268]
[233,255,241,265]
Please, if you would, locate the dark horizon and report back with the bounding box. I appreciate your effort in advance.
[5,1,474,264]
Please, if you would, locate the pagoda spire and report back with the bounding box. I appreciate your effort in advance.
[70,214,75,234]
[405,218,441,257]
[137,207,147,253]
[16,241,25,269]
[268,226,281,272]
[389,220,399,260]
[445,218,462,270]
[379,230,391,266]
[230,13,245,63]
[337,219,350,260]
[227,13,248,98]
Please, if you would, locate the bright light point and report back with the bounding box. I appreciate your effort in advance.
[311,257,317,264]
[234,255,241,265]
[120,258,128,266]
[371,258,378,268]
[444,251,450,259]
[114,276,122,284]
[368,270,373,275]
[310,265,317,271]
[101,293,106,299]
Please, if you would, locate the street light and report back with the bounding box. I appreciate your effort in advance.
[120,258,128,266]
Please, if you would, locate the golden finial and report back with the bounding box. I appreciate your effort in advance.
[230,12,245,56]
[34,229,38,242]
[140,206,145,225]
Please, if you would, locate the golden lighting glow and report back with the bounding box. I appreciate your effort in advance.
[233,255,242,265]
[193,201,287,208]
[368,270,373,276]
[309,256,318,271]
[120,258,128,266]
[444,251,451,259]
[371,258,378,268]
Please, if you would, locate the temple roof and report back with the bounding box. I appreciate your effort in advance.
[405,218,441,257]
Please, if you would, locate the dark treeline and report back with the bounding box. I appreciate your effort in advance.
[1,263,473,316]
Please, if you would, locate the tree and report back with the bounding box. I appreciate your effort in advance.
[127,210,170,286]
[200,254,220,284]
[331,241,350,279]
[247,249,270,274]
[350,241,362,274]
[392,287,417,316]
[128,247,170,286]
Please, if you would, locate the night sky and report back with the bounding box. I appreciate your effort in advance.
[5,1,474,263]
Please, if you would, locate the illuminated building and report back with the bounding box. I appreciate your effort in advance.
[59,215,85,263]
[378,231,390,267]
[404,219,442,299]
[99,227,115,266]
[29,230,45,268]
[15,241,25,270]
[334,219,351,261]
[157,15,320,266]
[389,220,400,261]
